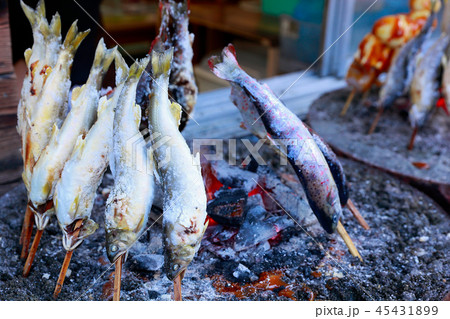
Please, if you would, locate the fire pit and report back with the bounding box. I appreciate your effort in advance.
[0,138,448,300]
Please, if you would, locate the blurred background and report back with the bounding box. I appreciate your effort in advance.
[0,0,425,194]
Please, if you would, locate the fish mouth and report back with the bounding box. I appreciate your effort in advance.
[105,229,136,263]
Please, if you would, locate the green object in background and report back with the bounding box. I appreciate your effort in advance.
[262,0,299,16]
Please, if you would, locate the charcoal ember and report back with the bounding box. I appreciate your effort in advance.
[234,205,277,252]
[232,263,258,283]
[207,188,248,227]
[211,161,258,192]
[130,254,164,272]
[257,166,316,226]
[207,225,238,243]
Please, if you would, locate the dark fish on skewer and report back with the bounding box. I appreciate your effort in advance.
[409,33,450,128]
[209,45,342,233]
[378,11,436,109]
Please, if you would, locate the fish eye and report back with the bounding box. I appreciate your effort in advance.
[110,244,118,252]
[173,264,179,271]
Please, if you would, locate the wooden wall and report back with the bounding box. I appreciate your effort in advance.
[0,0,22,195]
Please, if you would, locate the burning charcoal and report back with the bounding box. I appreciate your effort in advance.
[257,166,316,226]
[130,254,164,272]
[232,263,258,283]
[234,205,278,252]
[207,188,248,227]
[212,161,258,192]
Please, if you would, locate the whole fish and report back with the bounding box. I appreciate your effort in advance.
[104,54,155,263]
[18,0,62,190]
[29,39,115,229]
[378,11,436,109]
[53,55,128,251]
[147,49,208,280]
[409,33,450,128]
[209,45,342,233]
[23,20,89,193]
[137,0,197,131]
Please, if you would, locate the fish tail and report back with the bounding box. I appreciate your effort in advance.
[127,56,151,83]
[86,39,116,88]
[62,20,90,55]
[208,44,242,82]
[151,48,173,79]
[49,12,61,39]
[114,51,129,85]
[20,0,45,27]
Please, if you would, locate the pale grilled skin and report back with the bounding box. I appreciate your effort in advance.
[148,49,207,280]
[409,33,450,127]
[29,39,116,211]
[209,45,342,234]
[17,0,62,191]
[53,59,127,251]
[105,54,155,263]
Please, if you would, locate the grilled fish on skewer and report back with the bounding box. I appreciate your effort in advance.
[30,39,115,229]
[105,54,154,264]
[137,0,197,131]
[105,55,154,301]
[147,49,208,283]
[209,45,341,233]
[51,56,127,297]
[24,21,90,194]
[17,0,61,256]
[54,57,128,251]
[409,34,450,130]
[378,11,436,111]
[209,45,362,259]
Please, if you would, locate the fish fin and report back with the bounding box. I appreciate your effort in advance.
[208,44,242,81]
[151,48,173,78]
[114,51,129,85]
[134,103,142,127]
[87,39,116,88]
[20,0,39,26]
[97,95,109,117]
[128,56,151,82]
[71,86,83,101]
[49,11,61,38]
[24,49,32,66]
[72,135,87,158]
[63,20,90,55]
[170,102,182,126]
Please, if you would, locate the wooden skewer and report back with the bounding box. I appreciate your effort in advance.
[360,90,370,106]
[20,205,34,259]
[346,199,370,230]
[340,88,356,116]
[23,229,43,277]
[336,221,363,262]
[408,127,418,150]
[173,273,183,301]
[368,107,384,135]
[53,219,84,299]
[113,255,124,301]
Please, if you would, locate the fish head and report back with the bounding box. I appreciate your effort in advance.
[105,228,137,262]
[164,218,209,281]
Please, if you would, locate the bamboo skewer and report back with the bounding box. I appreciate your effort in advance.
[368,107,384,135]
[173,274,183,301]
[53,219,84,299]
[113,255,124,301]
[336,221,363,262]
[360,90,370,105]
[340,88,356,116]
[347,199,370,230]
[408,127,418,150]
[23,229,43,277]
[20,205,34,259]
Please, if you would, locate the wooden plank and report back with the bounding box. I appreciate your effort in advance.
[0,114,22,186]
[0,2,13,75]
[0,74,19,113]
